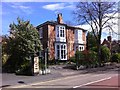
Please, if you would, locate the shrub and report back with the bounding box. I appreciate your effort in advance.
[75,51,85,66]
[15,61,32,75]
[88,50,98,67]
[101,46,111,63]
[90,47,97,52]
[111,53,120,63]
[69,56,76,63]
[74,50,98,68]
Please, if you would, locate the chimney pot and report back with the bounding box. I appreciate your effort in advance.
[107,36,112,42]
[57,13,63,24]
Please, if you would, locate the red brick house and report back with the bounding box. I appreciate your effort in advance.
[102,36,112,50]
[36,13,87,61]
[102,36,120,53]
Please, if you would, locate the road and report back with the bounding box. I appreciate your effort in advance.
[4,69,119,89]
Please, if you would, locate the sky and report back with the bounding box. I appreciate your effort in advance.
[1,1,120,41]
[1,2,77,35]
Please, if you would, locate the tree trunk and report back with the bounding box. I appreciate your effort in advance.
[97,41,101,66]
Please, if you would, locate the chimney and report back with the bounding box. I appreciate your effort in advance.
[57,13,63,24]
[107,36,112,42]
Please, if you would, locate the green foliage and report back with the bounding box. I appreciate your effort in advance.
[91,47,98,52]
[111,53,120,63]
[75,50,98,68]
[88,50,98,67]
[101,46,111,63]
[15,60,32,75]
[86,32,97,50]
[2,36,9,65]
[3,18,42,73]
[69,56,75,63]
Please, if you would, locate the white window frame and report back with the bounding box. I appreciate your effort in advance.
[55,25,66,42]
[55,43,67,60]
[74,44,84,51]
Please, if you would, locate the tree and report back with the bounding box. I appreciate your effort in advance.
[2,35,9,66]
[86,31,97,50]
[3,18,42,72]
[74,2,118,66]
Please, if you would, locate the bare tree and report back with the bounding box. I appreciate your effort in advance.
[74,2,118,66]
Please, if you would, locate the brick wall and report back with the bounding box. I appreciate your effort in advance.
[48,25,55,60]
[66,28,75,60]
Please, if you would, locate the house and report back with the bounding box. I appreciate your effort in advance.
[102,36,112,50]
[36,13,87,61]
[102,36,120,53]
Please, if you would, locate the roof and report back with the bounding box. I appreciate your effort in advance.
[36,21,87,32]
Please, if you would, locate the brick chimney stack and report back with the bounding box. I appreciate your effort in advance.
[107,36,112,42]
[57,13,63,24]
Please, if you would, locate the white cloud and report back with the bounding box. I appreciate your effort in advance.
[7,3,33,15]
[11,5,30,9]
[42,3,75,11]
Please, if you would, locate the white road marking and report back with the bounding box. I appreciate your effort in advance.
[73,77,112,88]
[8,73,117,88]
[8,74,90,88]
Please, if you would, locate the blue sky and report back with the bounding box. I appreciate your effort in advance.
[2,2,77,35]
[1,1,119,41]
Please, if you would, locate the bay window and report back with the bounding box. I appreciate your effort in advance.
[55,43,67,60]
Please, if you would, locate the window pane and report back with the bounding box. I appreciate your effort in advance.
[60,30,62,37]
[64,45,66,49]
[61,45,63,49]
[57,45,59,49]
[57,29,59,37]
[80,47,81,51]
[64,50,66,59]
[57,27,59,31]
[61,50,63,59]
[63,30,64,37]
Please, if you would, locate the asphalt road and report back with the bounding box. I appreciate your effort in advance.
[5,69,119,89]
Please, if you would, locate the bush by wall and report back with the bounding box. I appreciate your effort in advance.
[74,50,98,68]
[111,53,120,63]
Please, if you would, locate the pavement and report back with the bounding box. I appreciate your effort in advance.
[1,63,120,89]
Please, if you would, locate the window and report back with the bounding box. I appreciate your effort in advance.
[39,27,43,38]
[78,30,82,39]
[57,27,59,37]
[80,47,82,51]
[61,45,66,59]
[55,44,67,60]
[56,25,65,38]
[59,26,65,37]
[79,46,84,51]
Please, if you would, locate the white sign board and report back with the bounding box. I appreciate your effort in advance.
[34,56,39,74]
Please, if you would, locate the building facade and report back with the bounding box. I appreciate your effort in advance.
[36,13,87,61]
